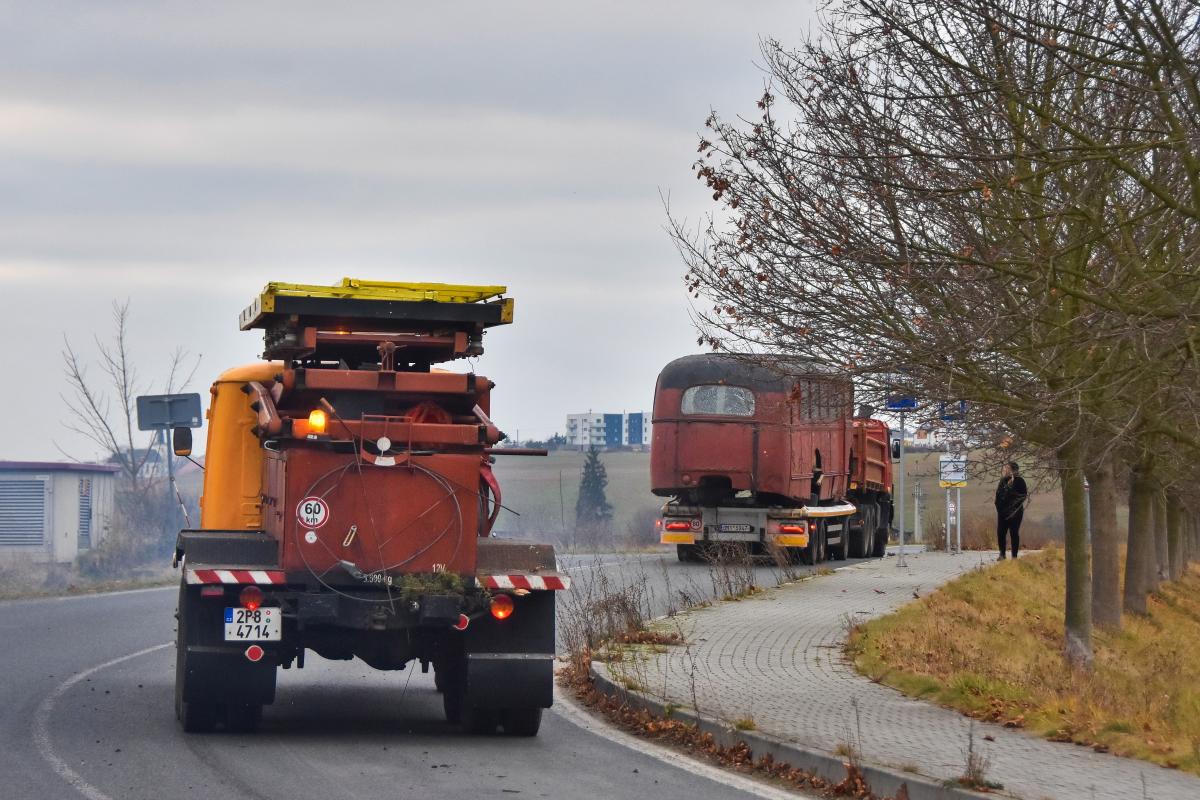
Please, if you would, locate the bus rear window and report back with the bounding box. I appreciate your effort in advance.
[681,385,755,417]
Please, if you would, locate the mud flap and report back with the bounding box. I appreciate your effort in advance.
[466,653,554,709]
[183,646,278,706]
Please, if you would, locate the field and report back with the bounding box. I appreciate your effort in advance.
[849,549,1200,774]
[897,450,1064,547]
[491,449,659,549]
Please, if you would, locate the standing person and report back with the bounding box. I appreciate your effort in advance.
[995,462,1028,559]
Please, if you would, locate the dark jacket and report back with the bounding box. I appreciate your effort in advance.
[995,476,1028,519]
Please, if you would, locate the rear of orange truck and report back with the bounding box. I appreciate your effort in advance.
[173,279,567,735]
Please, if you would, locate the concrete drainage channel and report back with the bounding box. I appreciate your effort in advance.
[588,665,989,800]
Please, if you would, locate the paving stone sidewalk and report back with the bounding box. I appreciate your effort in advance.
[598,550,1200,800]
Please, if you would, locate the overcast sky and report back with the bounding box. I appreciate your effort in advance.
[0,1,815,461]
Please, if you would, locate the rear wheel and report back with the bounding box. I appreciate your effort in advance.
[872,502,890,557]
[225,703,262,733]
[501,707,543,736]
[464,705,499,735]
[828,518,847,561]
[847,524,867,559]
[175,581,219,733]
[676,544,704,563]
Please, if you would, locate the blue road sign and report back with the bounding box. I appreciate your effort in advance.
[885,396,918,411]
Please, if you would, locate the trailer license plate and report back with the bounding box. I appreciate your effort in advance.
[224,607,281,641]
[717,523,754,533]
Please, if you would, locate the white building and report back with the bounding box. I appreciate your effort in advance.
[0,461,119,563]
[565,411,652,450]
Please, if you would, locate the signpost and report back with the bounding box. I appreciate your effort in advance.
[136,392,203,532]
[939,453,967,552]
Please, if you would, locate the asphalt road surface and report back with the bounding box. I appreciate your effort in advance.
[0,551,872,800]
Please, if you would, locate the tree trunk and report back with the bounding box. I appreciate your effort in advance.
[1059,447,1093,669]
[1166,494,1183,582]
[1123,466,1155,616]
[1154,491,1169,587]
[1087,458,1121,629]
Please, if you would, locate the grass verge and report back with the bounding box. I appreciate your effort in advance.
[0,561,175,601]
[848,547,1200,774]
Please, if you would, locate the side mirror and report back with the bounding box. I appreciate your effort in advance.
[172,427,193,457]
[890,438,901,461]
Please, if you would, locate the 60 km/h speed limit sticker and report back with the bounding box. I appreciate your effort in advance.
[297,497,330,528]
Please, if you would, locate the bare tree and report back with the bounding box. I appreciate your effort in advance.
[670,0,1200,668]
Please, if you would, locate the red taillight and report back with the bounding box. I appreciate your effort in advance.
[453,613,470,631]
[200,586,224,598]
[490,594,514,620]
[239,585,264,611]
[664,521,692,531]
[809,522,818,532]
[778,523,806,534]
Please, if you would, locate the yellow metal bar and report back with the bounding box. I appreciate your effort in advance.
[261,278,508,309]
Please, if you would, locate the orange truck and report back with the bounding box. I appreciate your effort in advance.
[651,354,894,563]
[173,279,566,735]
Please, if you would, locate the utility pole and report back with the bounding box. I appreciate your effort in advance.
[913,482,923,545]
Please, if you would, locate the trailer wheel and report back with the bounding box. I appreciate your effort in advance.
[799,521,822,565]
[501,707,543,737]
[175,581,219,733]
[873,501,892,556]
[847,524,867,559]
[676,544,704,563]
[827,521,847,561]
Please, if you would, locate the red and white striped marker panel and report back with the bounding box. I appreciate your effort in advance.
[478,573,570,591]
[186,568,286,586]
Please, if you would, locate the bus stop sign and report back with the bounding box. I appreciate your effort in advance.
[939,454,967,488]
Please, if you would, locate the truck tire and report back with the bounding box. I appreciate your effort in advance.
[676,544,704,563]
[225,703,262,733]
[827,519,847,561]
[800,520,825,565]
[872,501,890,558]
[501,707,542,736]
[849,503,876,559]
[441,659,498,733]
[847,524,867,559]
[175,581,219,733]
[464,706,499,735]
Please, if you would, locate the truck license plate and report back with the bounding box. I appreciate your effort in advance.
[717,523,754,533]
[224,607,281,641]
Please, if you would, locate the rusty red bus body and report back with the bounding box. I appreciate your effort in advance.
[651,355,893,563]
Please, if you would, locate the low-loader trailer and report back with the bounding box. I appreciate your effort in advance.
[173,279,566,735]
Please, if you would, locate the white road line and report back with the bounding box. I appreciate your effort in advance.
[551,683,806,800]
[33,642,173,800]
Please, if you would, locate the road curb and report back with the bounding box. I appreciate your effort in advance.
[588,662,990,800]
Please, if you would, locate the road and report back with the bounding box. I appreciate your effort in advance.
[0,551,872,800]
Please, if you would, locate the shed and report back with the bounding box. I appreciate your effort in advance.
[0,461,120,563]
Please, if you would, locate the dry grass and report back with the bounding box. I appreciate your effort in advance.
[849,547,1200,774]
[0,559,175,601]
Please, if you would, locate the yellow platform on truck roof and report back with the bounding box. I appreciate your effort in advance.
[263,278,508,306]
[240,277,514,331]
